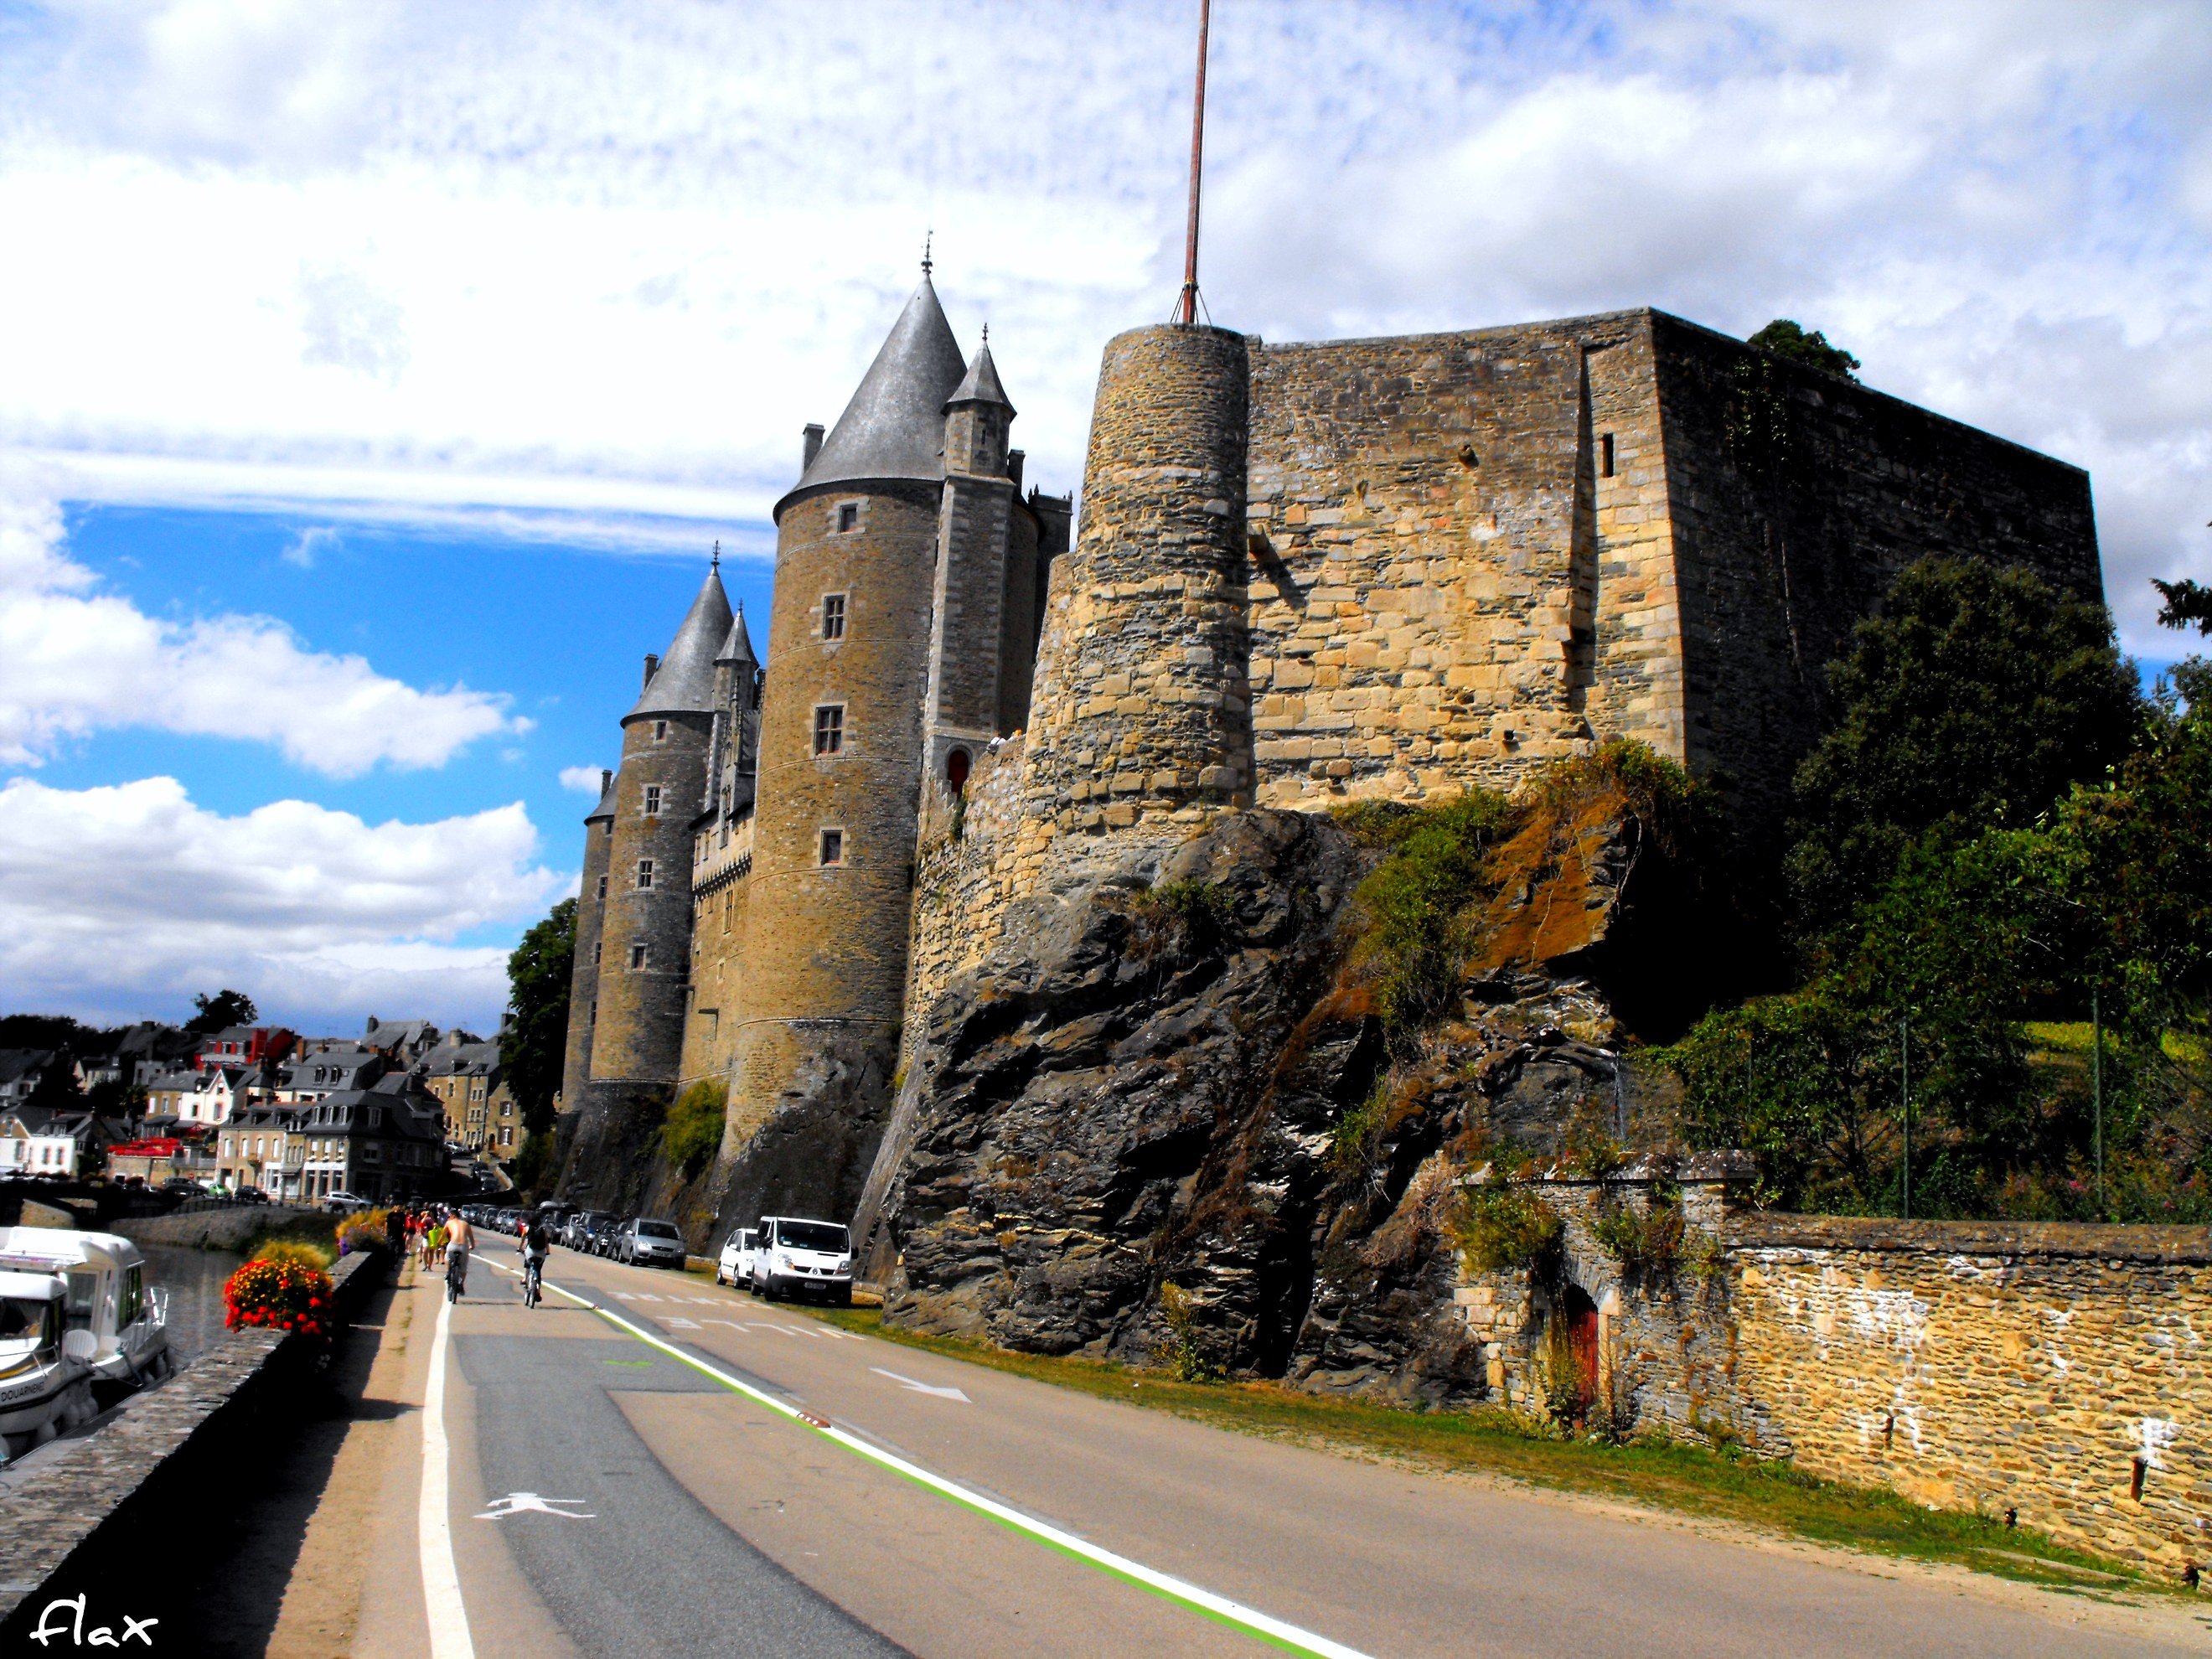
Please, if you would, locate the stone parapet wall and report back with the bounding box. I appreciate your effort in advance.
[1726,1212,2211,1575]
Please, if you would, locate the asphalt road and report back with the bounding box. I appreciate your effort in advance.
[401,1236,2204,1659]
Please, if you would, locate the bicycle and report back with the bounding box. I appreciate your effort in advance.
[522,1253,544,1310]
[446,1248,468,1305]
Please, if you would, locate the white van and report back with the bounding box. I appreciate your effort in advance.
[715,1227,758,1287]
[0,1269,95,1460]
[748,1216,853,1305]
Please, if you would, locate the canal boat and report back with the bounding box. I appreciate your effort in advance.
[0,1269,96,1460]
[0,1227,173,1400]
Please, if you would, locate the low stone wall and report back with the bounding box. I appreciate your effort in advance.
[0,1248,388,1636]
[110,1203,320,1252]
[1729,1214,2212,1577]
[1453,1175,2212,1577]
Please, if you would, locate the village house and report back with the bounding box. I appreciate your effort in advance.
[216,1075,447,1202]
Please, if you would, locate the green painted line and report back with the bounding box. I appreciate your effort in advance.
[530,1266,1369,1658]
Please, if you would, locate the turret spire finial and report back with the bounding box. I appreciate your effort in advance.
[711,539,721,572]
[980,322,989,345]
[922,230,933,277]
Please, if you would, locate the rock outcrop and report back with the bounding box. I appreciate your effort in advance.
[859,773,1700,1403]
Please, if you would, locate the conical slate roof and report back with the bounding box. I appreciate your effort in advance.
[781,276,967,511]
[946,336,1013,414]
[628,566,734,720]
[585,768,617,822]
[716,604,757,667]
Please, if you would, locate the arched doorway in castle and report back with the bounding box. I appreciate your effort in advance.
[1553,1283,1600,1424]
[946,747,971,793]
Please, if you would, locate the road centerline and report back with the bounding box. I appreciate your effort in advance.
[507,1258,1372,1659]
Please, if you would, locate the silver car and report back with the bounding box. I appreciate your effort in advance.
[617,1217,687,1269]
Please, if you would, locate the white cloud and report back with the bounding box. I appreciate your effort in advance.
[0,0,2202,650]
[0,469,523,773]
[280,524,339,567]
[0,774,566,1030]
[558,764,606,795]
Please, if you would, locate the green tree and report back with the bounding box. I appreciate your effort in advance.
[499,897,575,1138]
[2153,576,2212,637]
[185,989,258,1034]
[1747,318,1862,381]
[1786,557,2138,938]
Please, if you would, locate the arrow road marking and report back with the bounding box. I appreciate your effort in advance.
[476,1492,595,1521]
[871,1367,971,1403]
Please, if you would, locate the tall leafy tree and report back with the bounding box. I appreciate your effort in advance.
[1746,318,1862,380]
[500,897,576,1137]
[1787,556,2138,939]
[185,990,257,1035]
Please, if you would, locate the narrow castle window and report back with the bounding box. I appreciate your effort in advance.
[814,705,845,756]
[822,592,847,640]
[628,943,649,970]
[835,502,859,533]
[637,858,655,890]
[947,747,971,793]
[819,828,845,866]
[596,874,607,899]
[602,818,612,838]
[643,784,661,816]
[654,720,669,742]
[1600,432,1615,478]
[593,940,602,966]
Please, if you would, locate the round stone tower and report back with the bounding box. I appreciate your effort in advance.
[1018,323,1254,840]
[723,274,969,1142]
[587,566,730,1093]
[559,767,616,1111]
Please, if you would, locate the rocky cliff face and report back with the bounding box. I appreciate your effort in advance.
[859,778,1694,1404]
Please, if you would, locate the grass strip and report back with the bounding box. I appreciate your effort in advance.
[814,1306,2166,1597]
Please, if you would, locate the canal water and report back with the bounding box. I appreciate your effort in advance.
[140,1243,246,1362]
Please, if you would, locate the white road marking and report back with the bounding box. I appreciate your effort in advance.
[532,1272,1372,1659]
[663,1317,701,1329]
[476,1491,595,1521]
[871,1367,970,1403]
[419,1289,477,1659]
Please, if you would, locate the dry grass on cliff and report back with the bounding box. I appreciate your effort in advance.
[815,1306,2165,1597]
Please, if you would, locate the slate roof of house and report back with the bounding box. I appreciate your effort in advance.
[628,566,735,721]
[0,1050,53,1087]
[780,275,967,511]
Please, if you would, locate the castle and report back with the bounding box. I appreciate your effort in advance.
[559,269,2100,1225]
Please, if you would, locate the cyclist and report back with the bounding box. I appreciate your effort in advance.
[522,1214,553,1309]
[444,1211,476,1305]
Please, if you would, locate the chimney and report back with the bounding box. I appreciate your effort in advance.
[1007,448,1026,490]
[643,653,660,689]
[802,423,824,470]
[599,767,612,794]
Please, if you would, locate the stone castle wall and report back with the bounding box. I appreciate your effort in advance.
[1243,313,1687,806]
[1648,313,2100,833]
[901,736,1030,1069]
[560,790,613,1109]
[1455,1176,2212,1577]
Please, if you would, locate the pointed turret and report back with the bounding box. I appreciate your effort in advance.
[716,603,757,669]
[946,332,1014,416]
[780,276,967,512]
[628,565,734,720]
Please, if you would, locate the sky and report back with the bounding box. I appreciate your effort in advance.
[0,0,2206,1035]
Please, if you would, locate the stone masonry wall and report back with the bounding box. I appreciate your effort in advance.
[1649,313,2101,835]
[1455,1176,2212,1577]
[1243,312,1686,807]
[1727,1213,2211,1577]
[1016,323,1254,847]
[901,735,1029,1070]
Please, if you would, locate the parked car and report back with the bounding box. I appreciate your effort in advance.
[566,1210,613,1251]
[748,1216,853,1305]
[616,1218,687,1269]
[715,1227,758,1287]
[586,1215,621,1256]
[325,1191,368,1213]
